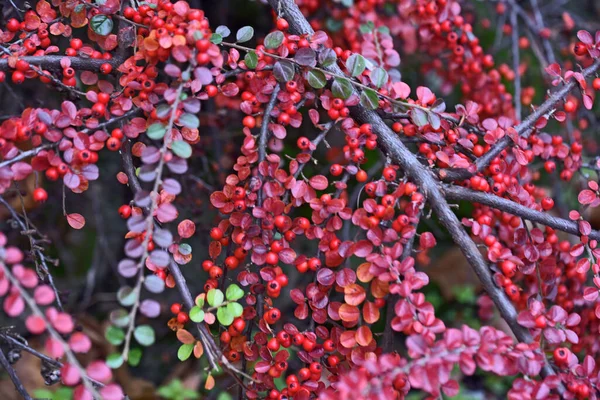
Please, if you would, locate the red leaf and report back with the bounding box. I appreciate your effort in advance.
[67,213,85,229]
[177,219,196,238]
[309,175,328,190]
[578,189,596,205]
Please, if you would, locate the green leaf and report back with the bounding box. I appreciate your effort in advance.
[264,30,284,49]
[370,67,388,88]
[236,26,254,43]
[105,326,125,345]
[215,25,231,38]
[217,306,234,326]
[346,53,366,77]
[133,325,155,347]
[273,60,295,82]
[359,22,374,34]
[210,33,222,45]
[109,309,130,328]
[178,343,194,361]
[306,70,327,89]
[207,288,224,307]
[189,306,205,323]
[378,26,390,35]
[195,295,205,308]
[106,353,124,369]
[179,243,192,256]
[117,286,137,307]
[244,51,258,69]
[332,78,353,99]
[128,348,142,367]
[227,302,243,318]
[171,140,193,158]
[225,284,244,301]
[90,15,114,36]
[147,123,166,140]
[318,48,337,67]
[33,390,54,399]
[360,88,379,109]
[179,113,199,129]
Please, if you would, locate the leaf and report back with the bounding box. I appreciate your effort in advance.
[176,329,196,344]
[105,326,125,345]
[90,15,113,36]
[217,306,234,326]
[66,213,85,229]
[318,48,337,67]
[225,284,244,301]
[178,343,194,361]
[133,325,155,346]
[244,51,258,69]
[236,26,254,43]
[147,123,166,140]
[227,302,243,318]
[360,88,379,109]
[273,61,295,82]
[346,53,366,77]
[117,286,136,306]
[215,25,231,38]
[332,78,353,99]
[172,140,193,158]
[295,48,317,67]
[210,33,222,45]
[189,306,205,323]
[179,113,199,129]
[370,67,388,88]
[144,275,165,293]
[411,108,429,127]
[128,348,142,367]
[264,31,284,49]
[427,111,441,130]
[307,70,327,89]
[106,353,124,369]
[206,289,224,307]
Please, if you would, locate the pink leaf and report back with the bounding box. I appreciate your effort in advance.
[67,213,86,229]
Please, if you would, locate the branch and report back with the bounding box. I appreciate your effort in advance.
[0,262,101,397]
[0,195,63,311]
[269,0,559,382]
[120,139,143,196]
[443,184,600,241]
[0,346,32,400]
[0,55,122,72]
[0,333,105,388]
[441,59,600,182]
[511,8,522,120]
[0,144,56,169]
[257,84,281,207]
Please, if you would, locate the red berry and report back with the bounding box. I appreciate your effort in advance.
[33,188,48,203]
[118,205,132,219]
[276,18,289,31]
[100,63,112,74]
[541,197,554,211]
[170,303,182,314]
[12,71,25,84]
[177,311,189,324]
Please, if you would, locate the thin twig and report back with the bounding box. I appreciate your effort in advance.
[0,262,101,397]
[511,8,522,120]
[443,184,600,241]
[441,59,600,182]
[0,346,32,400]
